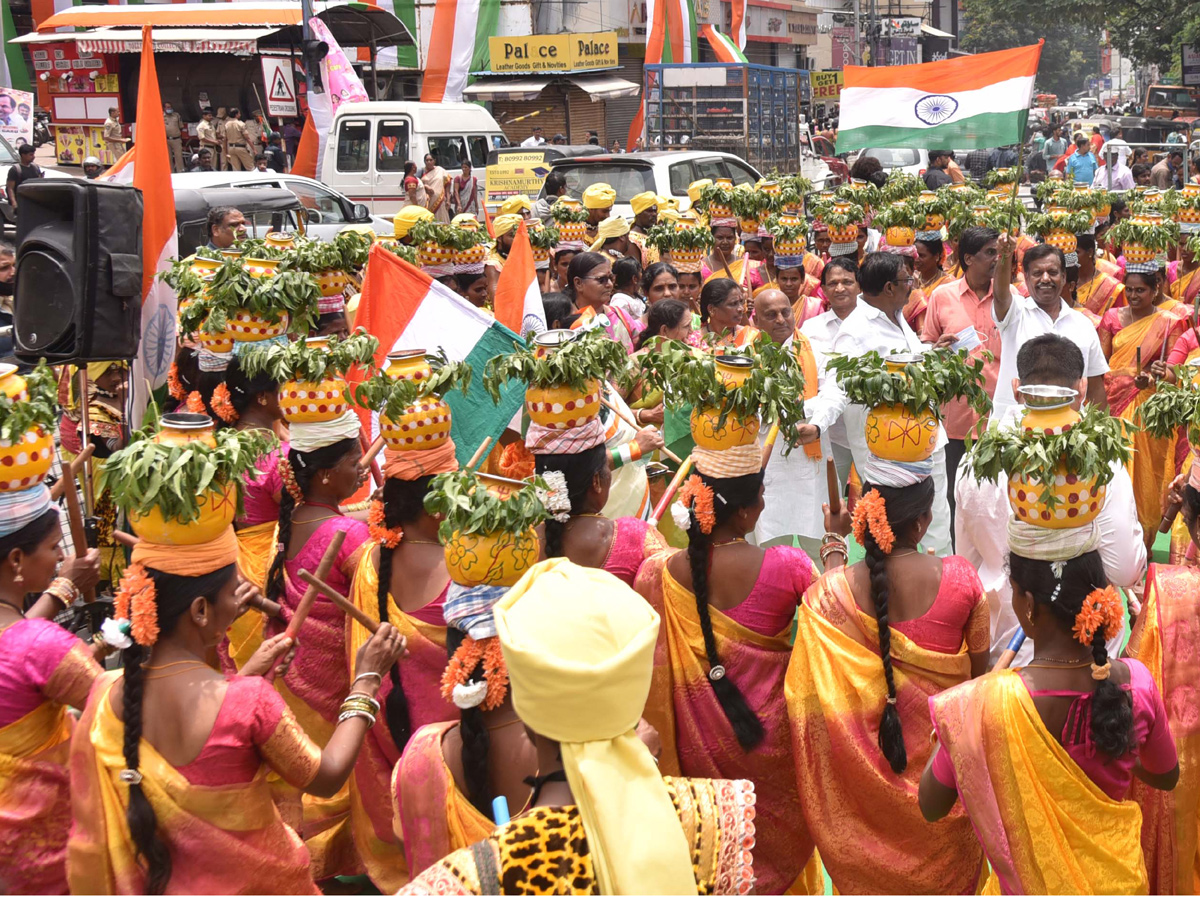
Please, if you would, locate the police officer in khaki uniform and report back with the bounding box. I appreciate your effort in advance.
[224,107,254,171]
[102,107,127,164]
[196,108,223,171]
[163,101,184,173]
[243,110,265,155]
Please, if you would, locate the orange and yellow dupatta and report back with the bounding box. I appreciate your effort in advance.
[0,699,74,894]
[227,520,278,670]
[67,673,318,895]
[1129,564,1200,895]
[786,569,982,894]
[931,670,1147,895]
[635,552,820,895]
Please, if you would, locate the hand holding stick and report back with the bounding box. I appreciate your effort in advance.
[648,455,694,528]
[285,531,346,640]
[298,568,380,634]
[601,398,684,464]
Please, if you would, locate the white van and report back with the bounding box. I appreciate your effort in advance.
[321,102,506,217]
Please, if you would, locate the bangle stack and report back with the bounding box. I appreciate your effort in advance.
[45,577,81,607]
[820,532,848,568]
[338,692,380,726]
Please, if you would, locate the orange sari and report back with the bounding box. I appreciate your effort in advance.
[1078,270,1126,317]
[1128,564,1200,894]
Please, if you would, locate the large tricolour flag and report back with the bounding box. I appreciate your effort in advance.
[493,221,546,338]
[102,26,177,427]
[419,0,500,103]
[699,25,748,64]
[351,244,525,466]
[836,41,1043,153]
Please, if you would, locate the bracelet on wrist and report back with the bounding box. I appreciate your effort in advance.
[44,576,81,607]
[352,671,382,685]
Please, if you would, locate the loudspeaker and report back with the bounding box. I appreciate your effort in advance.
[14,179,144,364]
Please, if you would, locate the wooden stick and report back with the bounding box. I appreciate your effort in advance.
[59,449,96,603]
[826,457,841,515]
[760,421,781,469]
[648,455,694,528]
[112,530,139,549]
[50,445,94,502]
[991,627,1026,672]
[298,569,380,634]
[467,435,494,469]
[285,530,346,640]
[601,398,684,465]
[358,426,383,487]
[360,435,385,469]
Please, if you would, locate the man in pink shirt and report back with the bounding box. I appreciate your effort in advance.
[921,226,1003,532]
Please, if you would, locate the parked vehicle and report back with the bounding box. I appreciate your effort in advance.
[173,187,305,257]
[321,101,506,216]
[172,171,393,239]
[484,143,605,214]
[856,147,930,177]
[32,109,52,150]
[1141,84,1200,121]
[806,131,848,185]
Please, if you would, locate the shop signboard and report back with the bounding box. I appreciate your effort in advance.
[810,70,843,101]
[488,31,618,74]
[485,150,553,207]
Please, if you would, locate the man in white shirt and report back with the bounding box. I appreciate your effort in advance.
[520,126,546,147]
[956,333,1143,666]
[991,236,1108,421]
[798,252,957,555]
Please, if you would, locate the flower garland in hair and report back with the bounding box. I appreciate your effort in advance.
[113,563,159,646]
[1073,585,1124,646]
[185,391,206,414]
[851,489,895,554]
[167,362,186,401]
[498,441,536,480]
[676,474,715,533]
[441,635,509,711]
[278,456,304,504]
[536,470,571,523]
[368,498,403,548]
[211,382,238,424]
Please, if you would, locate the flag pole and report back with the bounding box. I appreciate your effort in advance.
[1007,116,1027,238]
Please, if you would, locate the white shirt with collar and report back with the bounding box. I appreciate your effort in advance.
[991,295,1109,421]
[800,304,857,448]
[520,135,546,147]
[954,404,1143,667]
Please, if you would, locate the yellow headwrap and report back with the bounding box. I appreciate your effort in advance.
[499,195,532,215]
[393,205,433,240]
[492,214,524,238]
[582,183,616,210]
[588,216,630,251]
[338,223,376,240]
[630,191,659,216]
[451,213,480,230]
[494,560,696,896]
[658,207,681,224]
[687,179,713,202]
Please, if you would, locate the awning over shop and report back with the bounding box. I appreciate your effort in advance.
[13,26,281,55]
[919,24,955,38]
[463,74,639,103]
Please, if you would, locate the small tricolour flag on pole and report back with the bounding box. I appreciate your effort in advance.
[351,244,526,467]
[493,221,546,339]
[699,25,748,64]
[835,41,1043,154]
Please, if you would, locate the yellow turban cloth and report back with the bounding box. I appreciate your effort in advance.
[491,213,524,238]
[630,191,658,215]
[582,183,616,209]
[687,179,713,202]
[338,223,376,240]
[393,205,433,239]
[588,216,630,251]
[494,560,696,896]
[451,213,480,229]
[499,195,532,215]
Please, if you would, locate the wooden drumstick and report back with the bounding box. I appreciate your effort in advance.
[467,436,494,469]
[285,531,345,640]
[760,421,781,469]
[358,427,383,487]
[648,455,694,528]
[991,627,1026,672]
[359,435,385,469]
[58,449,95,602]
[826,457,841,515]
[600,398,684,465]
[298,569,380,634]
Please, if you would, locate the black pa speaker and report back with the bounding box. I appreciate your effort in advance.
[14,179,144,364]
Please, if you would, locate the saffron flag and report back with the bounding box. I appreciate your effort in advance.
[729,0,746,51]
[492,221,546,338]
[627,0,698,149]
[351,244,525,466]
[102,26,177,427]
[699,25,748,64]
[419,0,500,103]
[836,42,1043,153]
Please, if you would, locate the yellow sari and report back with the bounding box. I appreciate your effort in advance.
[227,520,277,670]
[931,670,1148,894]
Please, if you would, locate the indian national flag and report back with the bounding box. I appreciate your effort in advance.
[351,244,526,467]
[418,0,500,103]
[699,25,747,64]
[836,41,1043,153]
[493,221,546,338]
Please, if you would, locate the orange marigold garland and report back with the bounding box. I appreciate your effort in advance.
[368,498,404,548]
[167,362,186,401]
[677,475,716,533]
[185,391,206,414]
[278,456,304,503]
[440,635,509,711]
[114,563,160,646]
[1073,585,1124,645]
[851,489,895,554]
[211,382,238,424]
[498,441,535,480]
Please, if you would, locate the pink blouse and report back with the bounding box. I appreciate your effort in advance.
[931,658,1177,801]
[722,545,815,636]
[239,443,288,527]
[407,583,449,627]
[889,555,989,655]
[0,618,99,726]
[604,517,667,587]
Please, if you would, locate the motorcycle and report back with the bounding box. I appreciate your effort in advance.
[32,108,52,149]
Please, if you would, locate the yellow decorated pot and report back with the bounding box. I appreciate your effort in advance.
[243,257,280,278]
[444,527,540,587]
[317,269,349,298]
[525,380,601,430]
[265,232,296,251]
[0,426,54,492]
[558,221,588,245]
[417,241,455,269]
[671,247,705,268]
[864,403,938,463]
[1044,228,1078,255]
[885,225,916,247]
[228,309,289,343]
[188,255,221,277]
[196,326,235,354]
[279,377,349,423]
[379,397,452,450]
[708,202,733,220]
[690,406,761,450]
[739,216,760,235]
[220,249,243,261]
[156,412,218,448]
[716,355,753,388]
[129,481,238,545]
[385,349,432,382]
[827,222,858,244]
[1018,385,1080,435]
[0,364,28,402]
[1008,468,1105,529]
[1123,242,1157,266]
[532,330,575,360]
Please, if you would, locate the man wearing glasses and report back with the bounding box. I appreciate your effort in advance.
[204,206,247,251]
[797,252,957,556]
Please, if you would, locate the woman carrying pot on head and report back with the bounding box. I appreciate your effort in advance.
[263,409,371,881]
[920,522,1179,893]
[700,277,756,348]
[786,463,990,894]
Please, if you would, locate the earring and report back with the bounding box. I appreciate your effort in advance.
[13,569,22,584]
[322,476,329,484]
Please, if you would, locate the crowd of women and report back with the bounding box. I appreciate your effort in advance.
[3,159,1200,897]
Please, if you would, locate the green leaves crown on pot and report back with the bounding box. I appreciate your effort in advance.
[1136,378,1200,440]
[353,350,473,420]
[1025,208,1095,238]
[483,328,631,403]
[528,222,561,250]
[880,172,924,204]
[1187,231,1200,260]
[424,468,548,542]
[825,349,992,420]
[699,182,736,209]
[915,190,961,219]
[937,181,986,208]
[275,231,370,274]
[871,199,926,231]
[408,220,486,252]
[100,426,276,524]
[765,217,808,244]
[0,362,57,441]
[966,403,1131,506]
[160,260,205,300]
[983,167,1018,187]
[178,258,321,336]
[729,184,774,219]
[834,180,882,209]
[776,173,813,207]
[379,241,420,266]
[238,237,288,260]
[810,198,866,228]
[1106,217,1181,253]
[549,200,589,224]
[638,338,809,449]
[238,330,379,384]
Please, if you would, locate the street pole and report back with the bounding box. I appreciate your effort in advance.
[852,0,862,66]
[301,0,314,92]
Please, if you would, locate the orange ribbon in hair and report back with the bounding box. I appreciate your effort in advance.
[382,440,459,481]
[850,489,895,554]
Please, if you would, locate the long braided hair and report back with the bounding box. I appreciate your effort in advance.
[857,478,934,774]
[684,469,765,749]
[533,445,607,559]
[374,475,436,752]
[120,565,238,893]
[445,627,493,815]
[264,438,359,605]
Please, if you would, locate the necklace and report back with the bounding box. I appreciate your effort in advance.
[712,537,747,547]
[0,598,24,617]
[302,501,342,515]
[886,549,919,559]
[144,659,207,671]
[144,662,211,681]
[920,271,944,290]
[485,717,524,733]
[400,539,441,546]
[1028,655,1091,667]
[293,513,340,526]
